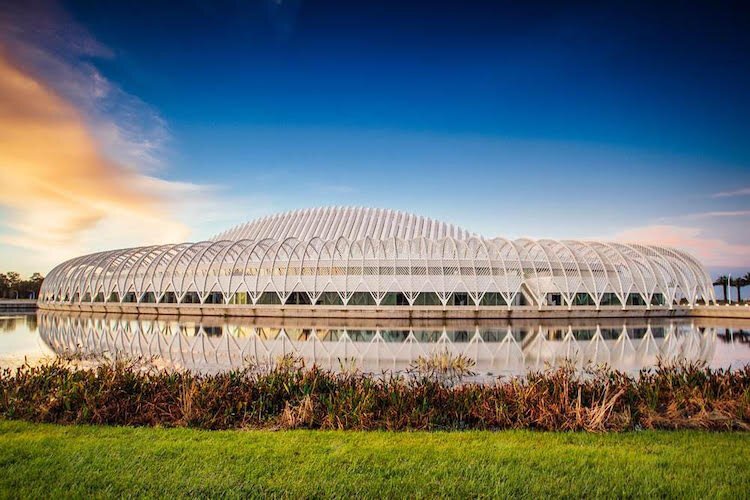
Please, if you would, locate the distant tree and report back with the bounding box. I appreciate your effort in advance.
[737,273,750,303]
[713,275,729,302]
[729,275,750,303]
[5,272,20,288]
[24,273,45,299]
[0,272,45,300]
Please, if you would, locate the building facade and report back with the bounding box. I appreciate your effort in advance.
[39,207,716,312]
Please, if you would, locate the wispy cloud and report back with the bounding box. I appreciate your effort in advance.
[0,50,191,250]
[659,210,750,221]
[0,2,216,271]
[609,225,750,268]
[712,187,750,198]
[1,2,170,172]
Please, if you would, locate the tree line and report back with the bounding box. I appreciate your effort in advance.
[713,273,750,303]
[0,272,45,300]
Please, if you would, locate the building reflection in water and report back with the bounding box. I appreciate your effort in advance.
[37,311,729,377]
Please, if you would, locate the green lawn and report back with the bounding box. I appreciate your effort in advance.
[0,421,748,498]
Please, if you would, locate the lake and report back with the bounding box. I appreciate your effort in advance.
[1,311,749,379]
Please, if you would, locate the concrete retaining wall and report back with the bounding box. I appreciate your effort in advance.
[690,305,750,320]
[37,302,710,320]
[0,300,37,313]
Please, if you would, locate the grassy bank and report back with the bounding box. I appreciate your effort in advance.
[0,420,748,497]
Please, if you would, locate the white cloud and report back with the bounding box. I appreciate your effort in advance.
[609,224,750,268]
[0,2,233,274]
[659,210,750,221]
[712,187,750,198]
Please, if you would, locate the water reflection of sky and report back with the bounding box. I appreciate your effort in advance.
[1,312,749,378]
[0,314,54,366]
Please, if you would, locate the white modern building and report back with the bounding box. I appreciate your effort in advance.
[39,207,716,314]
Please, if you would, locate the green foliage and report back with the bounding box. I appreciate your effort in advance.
[0,272,44,299]
[730,274,750,302]
[714,272,750,303]
[0,421,749,497]
[714,274,730,301]
[1,359,749,431]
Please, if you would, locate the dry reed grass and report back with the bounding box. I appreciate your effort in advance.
[0,355,748,431]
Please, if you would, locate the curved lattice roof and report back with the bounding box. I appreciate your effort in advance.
[39,206,716,309]
[211,206,475,242]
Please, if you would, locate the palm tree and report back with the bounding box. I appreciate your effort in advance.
[713,275,729,302]
[740,273,750,303]
[730,275,749,303]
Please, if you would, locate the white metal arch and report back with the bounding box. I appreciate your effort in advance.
[40,207,715,310]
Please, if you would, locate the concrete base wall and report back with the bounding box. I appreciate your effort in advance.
[690,305,750,320]
[37,302,710,320]
[0,300,37,312]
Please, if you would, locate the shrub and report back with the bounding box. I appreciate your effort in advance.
[0,358,748,431]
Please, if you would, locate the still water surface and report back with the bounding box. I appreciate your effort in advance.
[1,311,749,378]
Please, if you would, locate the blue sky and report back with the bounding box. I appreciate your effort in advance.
[0,0,749,276]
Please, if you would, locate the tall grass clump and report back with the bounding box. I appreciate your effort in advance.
[0,358,748,431]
